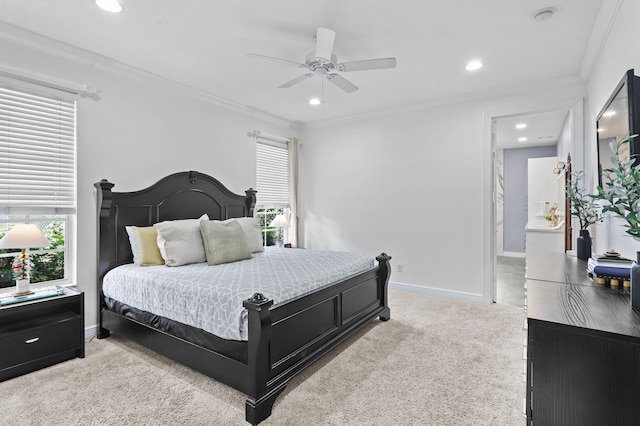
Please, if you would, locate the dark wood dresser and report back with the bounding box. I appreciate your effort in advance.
[525,252,640,425]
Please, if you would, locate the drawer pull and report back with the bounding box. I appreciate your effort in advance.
[25,337,40,344]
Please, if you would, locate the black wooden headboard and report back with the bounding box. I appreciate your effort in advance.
[94,170,256,284]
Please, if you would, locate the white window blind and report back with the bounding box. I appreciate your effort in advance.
[256,140,289,207]
[0,86,76,214]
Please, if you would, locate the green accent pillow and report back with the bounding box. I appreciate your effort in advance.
[200,220,252,265]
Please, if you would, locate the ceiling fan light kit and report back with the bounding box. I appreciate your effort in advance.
[249,27,396,94]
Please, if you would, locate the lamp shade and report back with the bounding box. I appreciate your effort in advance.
[0,224,50,249]
[269,215,289,228]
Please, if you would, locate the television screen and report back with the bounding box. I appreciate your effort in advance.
[596,69,640,188]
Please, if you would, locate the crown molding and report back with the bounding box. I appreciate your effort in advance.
[302,74,586,130]
[0,22,293,128]
[579,0,624,81]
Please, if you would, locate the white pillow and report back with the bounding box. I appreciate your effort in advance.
[153,214,209,266]
[221,217,264,253]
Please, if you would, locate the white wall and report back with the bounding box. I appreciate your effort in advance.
[299,82,585,302]
[586,0,640,259]
[0,30,296,332]
[557,110,573,167]
[527,157,560,227]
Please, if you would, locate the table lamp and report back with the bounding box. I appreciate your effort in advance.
[0,224,50,295]
[269,215,289,248]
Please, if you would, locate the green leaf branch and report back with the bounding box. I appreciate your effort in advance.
[592,134,640,238]
[566,170,603,230]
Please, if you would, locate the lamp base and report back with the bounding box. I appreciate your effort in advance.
[15,278,31,296]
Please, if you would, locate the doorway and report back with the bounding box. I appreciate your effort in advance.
[491,108,573,306]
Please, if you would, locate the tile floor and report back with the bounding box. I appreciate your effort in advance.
[496,255,526,307]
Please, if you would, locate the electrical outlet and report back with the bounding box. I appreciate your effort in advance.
[397,264,403,273]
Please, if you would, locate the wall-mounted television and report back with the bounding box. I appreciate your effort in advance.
[596,69,640,188]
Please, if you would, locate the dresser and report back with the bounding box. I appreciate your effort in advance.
[525,252,640,425]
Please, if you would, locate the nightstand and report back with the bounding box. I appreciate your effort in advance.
[0,286,84,381]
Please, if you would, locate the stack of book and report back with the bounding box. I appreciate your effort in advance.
[587,251,633,287]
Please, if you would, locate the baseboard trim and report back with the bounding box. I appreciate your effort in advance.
[501,251,525,258]
[85,325,97,340]
[389,282,489,304]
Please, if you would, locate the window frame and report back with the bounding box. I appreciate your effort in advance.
[255,136,290,247]
[0,80,77,292]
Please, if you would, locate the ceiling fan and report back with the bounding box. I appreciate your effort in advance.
[248,27,396,94]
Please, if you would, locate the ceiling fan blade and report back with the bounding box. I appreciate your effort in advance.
[279,74,314,88]
[338,57,397,72]
[315,27,336,62]
[247,53,305,68]
[326,74,358,93]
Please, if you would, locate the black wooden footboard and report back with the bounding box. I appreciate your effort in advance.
[243,253,391,424]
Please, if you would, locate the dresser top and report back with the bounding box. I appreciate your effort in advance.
[526,252,640,339]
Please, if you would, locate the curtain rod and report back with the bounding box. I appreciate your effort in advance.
[0,67,101,101]
[247,130,289,144]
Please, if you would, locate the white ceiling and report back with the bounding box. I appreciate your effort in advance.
[496,110,569,150]
[0,0,604,129]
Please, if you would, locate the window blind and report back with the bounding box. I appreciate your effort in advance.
[0,86,76,214]
[256,140,289,207]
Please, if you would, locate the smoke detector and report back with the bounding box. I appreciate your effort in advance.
[532,7,555,22]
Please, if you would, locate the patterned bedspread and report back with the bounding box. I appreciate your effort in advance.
[102,248,374,341]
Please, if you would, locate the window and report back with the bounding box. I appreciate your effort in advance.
[256,137,289,246]
[255,207,284,246]
[0,84,76,289]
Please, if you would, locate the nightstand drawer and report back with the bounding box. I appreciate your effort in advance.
[0,312,81,370]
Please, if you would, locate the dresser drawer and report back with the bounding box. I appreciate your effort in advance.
[0,312,81,370]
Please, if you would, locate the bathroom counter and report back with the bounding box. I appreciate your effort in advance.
[525,222,564,255]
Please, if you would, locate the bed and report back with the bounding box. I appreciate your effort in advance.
[94,171,391,425]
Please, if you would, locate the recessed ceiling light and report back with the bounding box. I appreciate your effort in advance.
[597,127,604,132]
[96,0,123,13]
[465,60,483,71]
[603,111,616,117]
[518,137,528,142]
[309,98,322,106]
[516,123,527,129]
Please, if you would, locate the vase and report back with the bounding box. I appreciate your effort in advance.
[576,229,592,260]
[631,252,640,309]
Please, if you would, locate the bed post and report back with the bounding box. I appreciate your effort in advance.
[376,253,392,321]
[94,179,115,339]
[243,292,284,425]
[245,188,257,217]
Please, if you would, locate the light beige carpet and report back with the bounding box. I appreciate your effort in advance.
[0,290,526,425]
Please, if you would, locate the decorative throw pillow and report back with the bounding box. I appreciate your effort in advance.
[221,217,264,253]
[125,226,164,266]
[153,214,209,266]
[200,220,252,265]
